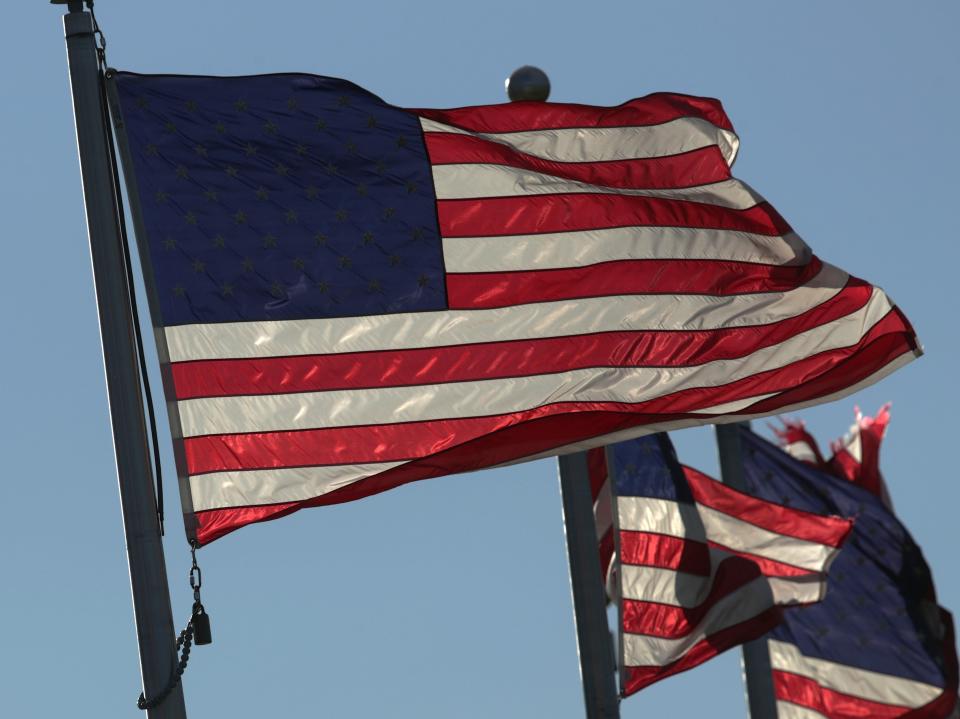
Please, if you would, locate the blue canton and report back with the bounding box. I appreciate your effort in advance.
[112,72,445,326]
[610,434,694,502]
[740,428,949,687]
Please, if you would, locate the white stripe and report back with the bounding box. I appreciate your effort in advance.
[190,461,404,512]
[432,165,763,208]
[502,350,919,468]
[420,116,740,166]
[840,424,863,463]
[165,263,850,361]
[192,350,919,512]
[621,557,825,608]
[621,574,820,667]
[774,701,829,719]
[768,639,944,708]
[442,227,811,273]
[783,441,818,464]
[176,287,892,436]
[689,392,780,415]
[736,349,918,421]
[618,497,840,572]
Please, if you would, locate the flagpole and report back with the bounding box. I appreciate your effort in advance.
[557,452,621,719]
[503,65,620,719]
[55,2,187,716]
[715,423,778,719]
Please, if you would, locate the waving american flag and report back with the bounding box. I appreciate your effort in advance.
[748,422,958,718]
[597,433,853,695]
[109,72,919,544]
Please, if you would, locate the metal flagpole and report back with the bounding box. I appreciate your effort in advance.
[715,423,778,719]
[55,1,187,716]
[557,452,621,719]
[503,66,620,719]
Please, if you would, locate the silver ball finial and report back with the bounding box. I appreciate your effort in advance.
[506,65,551,102]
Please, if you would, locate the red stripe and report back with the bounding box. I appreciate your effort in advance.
[446,257,823,310]
[621,530,817,579]
[772,612,958,719]
[620,532,711,576]
[192,315,916,543]
[184,307,914,477]
[682,466,854,548]
[587,447,608,500]
[193,408,693,543]
[621,607,782,696]
[774,670,918,718]
[711,546,819,579]
[776,421,828,467]
[414,92,734,133]
[172,277,871,400]
[437,194,792,238]
[423,133,731,189]
[830,450,862,486]
[857,413,888,495]
[740,308,918,417]
[622,553,769,639]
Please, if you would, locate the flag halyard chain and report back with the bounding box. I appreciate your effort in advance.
[78,0,108,70]
[136,544,212,711]
[189,543,213,646]
[136,622,194,711]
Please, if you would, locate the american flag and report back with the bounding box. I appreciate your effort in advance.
[109,71,920,545]
[604,433,853,696]
[742,424,959,718]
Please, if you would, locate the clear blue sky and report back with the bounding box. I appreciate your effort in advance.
[3,1,958,716]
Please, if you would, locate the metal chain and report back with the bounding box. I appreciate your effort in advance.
[86,1,107,69]
[189,543,203,608]
[137,623,194,711]
[136,545,207,710]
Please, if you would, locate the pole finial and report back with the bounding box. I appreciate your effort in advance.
[506,65,550,102]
